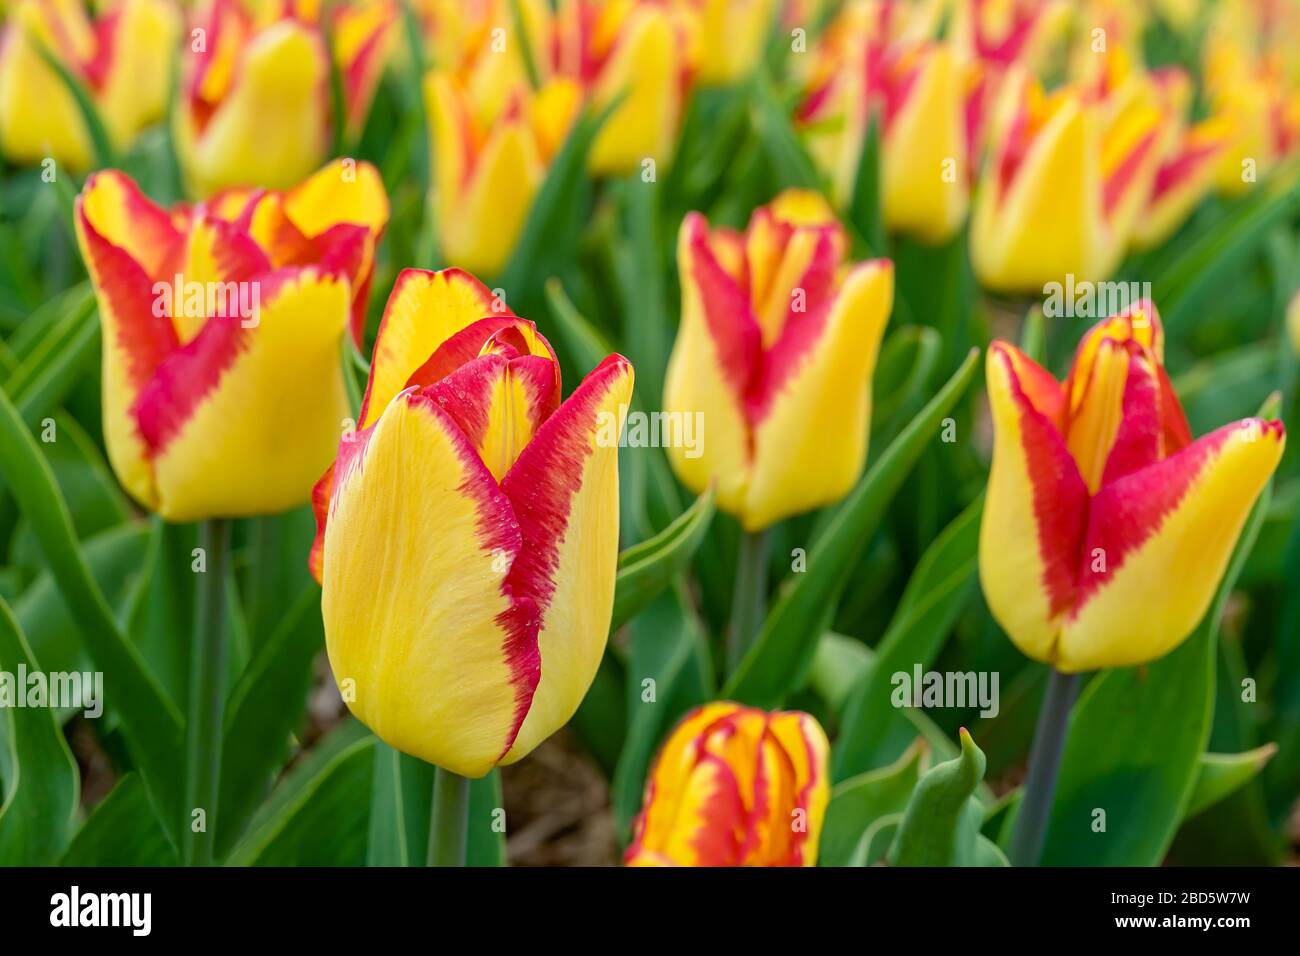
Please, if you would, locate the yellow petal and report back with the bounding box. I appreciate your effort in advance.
[322,389,531,777]
[140,268,351,520]
[743,260,893,530]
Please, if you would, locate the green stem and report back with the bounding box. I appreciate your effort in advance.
[1007,669,1080,867]
[183,518,229,866]
[427,766,471,866]
[727,529,769,675]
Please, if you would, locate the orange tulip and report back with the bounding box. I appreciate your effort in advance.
[625,703,831,866]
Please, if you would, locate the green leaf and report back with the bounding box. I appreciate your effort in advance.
[819,741,924,867]
[1039,481,1272,866]
[14,524,148,699]
[610,592,713,843]
[545,277,617,375]
[725,349,981,707]
[59,774,178,866]
[1184,745,1278,820]
[366,740,434,866]
[10,414,129,584]
[832,498,982,781]
[0,598,79,864]
[869,326,942,449]
[612,487,716,630]
[887,728,989,867]
[3,288,98,427]
[31,43,117,168]
[847,111,885,256]
[1154,179,1300,325]
[216,585,325,860]
[467,770,506,867]
[751,70,822,190]
[0,386,183,829]
[124,519,196,707]
[226,721,374,867]
[498,94,623,299]
[847,811,901,866]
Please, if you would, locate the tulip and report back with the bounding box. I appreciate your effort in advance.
[552,0,693,176]
[414,0,553,114]
[1130,69,1231,249]
[74,160,388,521]
[685,0,777,87]
[174,0,394,197]
[800,36,972,243]
[426,67,581,277]
[970,68,1164,292]
[663,189,894,531]
[624,702,830,866]
[0,0,180,172]
[980,301,1285,672]
[310,268,633,777]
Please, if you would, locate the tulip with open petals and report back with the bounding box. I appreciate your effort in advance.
[980,302,1285,672]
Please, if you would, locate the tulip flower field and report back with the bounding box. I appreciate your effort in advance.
[1,0,1299,881]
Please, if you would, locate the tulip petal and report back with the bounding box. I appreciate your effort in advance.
[321,389,535,778]
[741,259,894,530]
[134,268,351,520]
[282,157,390,237]
[360,268,510,429]
[980,342,1090,664]
[75,172,186,510]
[1061,419,1285,671]
[767,711,831,866]
[182,19,329,197]
[664,213,761,515]
[424,352,561,482]
[498,355,634,763]
[625,703,749,866]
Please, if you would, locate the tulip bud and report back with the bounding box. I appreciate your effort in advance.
[970,68,1163,291]
[74,161,389,520]
[689,0,777,87]
[554,0,692,175]
[174,0,394,197]
[801,36,972,243]
[980,301,1285,672]
[625,703,830,866]
[426,68,581,278]
[664,189,894,530]
[0,0,180,172]
[311,268,634,777]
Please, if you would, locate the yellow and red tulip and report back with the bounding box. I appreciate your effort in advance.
[174,0,395,197]
[970,68,1163,292]
[0,0,180,172]
[426,66,581,278]
[624,702,830,867]
[800,32,973,243]
[663,189,894,531]
[310,268,634,777]
[980,302,1285,672]
[1130,68,1231,249]
[73,160,388,521]
[679,0,776,88]
[553,0,693,176]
